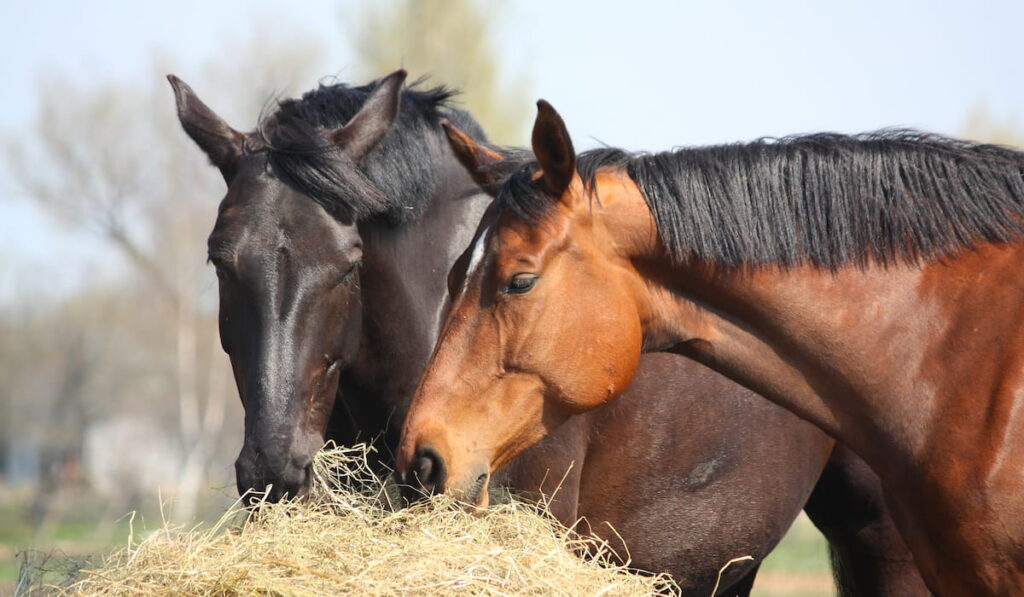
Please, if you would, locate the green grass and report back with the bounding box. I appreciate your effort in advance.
[0,504,32,545]
[0,487,236,596]
[753,514,836,597]
[760,515,832,574]
[0,494,132,596]
[0,559,18,593]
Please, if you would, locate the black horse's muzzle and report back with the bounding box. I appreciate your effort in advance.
[235,448,313,505]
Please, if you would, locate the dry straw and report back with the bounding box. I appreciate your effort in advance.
[58,444,679,596]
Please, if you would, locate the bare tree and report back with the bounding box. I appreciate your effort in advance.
[963,104,1024,147]
[3,32,327,521]
[4,5,527,523]
[346,0,529,144]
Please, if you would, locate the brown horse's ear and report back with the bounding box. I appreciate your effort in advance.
[531,99,577,197]
[168,74,244,182]
[327,69,407,163]
[441,119,506,195]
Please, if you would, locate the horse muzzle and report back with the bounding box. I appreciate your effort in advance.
[398,445,490,509]
[235,447,313,504]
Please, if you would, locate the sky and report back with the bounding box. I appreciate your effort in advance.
[3,0,1024,297]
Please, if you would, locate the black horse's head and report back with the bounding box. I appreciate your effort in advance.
[168,71,406,502]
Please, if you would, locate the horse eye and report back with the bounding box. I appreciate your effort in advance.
[335,263,359,287]
[505,274,538,295]
[211,260,230,280]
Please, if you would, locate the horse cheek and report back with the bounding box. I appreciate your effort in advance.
[602,315,644,401]
[560,313,643,412]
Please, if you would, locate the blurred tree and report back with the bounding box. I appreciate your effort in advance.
[2,4,527,527]
[346,0,529,145]
[2,32,326,522]
[962,104,1023,147]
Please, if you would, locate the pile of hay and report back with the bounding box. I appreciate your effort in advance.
[58,445,678,596]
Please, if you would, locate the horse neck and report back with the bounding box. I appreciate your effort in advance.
[340,149,490,449]
[631,239,1024,477]
[592,174,924,471]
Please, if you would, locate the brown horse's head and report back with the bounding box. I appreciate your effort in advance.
[397,101,656,505]
[170,71,406,502]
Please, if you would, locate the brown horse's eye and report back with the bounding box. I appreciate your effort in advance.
[505,274,538,295]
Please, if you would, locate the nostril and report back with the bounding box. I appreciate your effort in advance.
[413,456,432,482]
[411,446,446,495]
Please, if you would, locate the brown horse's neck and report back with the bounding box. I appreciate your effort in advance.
[599,172,1024,479]
[639,262,924,468]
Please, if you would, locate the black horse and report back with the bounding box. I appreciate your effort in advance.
[169,71,926,595]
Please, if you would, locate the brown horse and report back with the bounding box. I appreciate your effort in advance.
[171,72,923,594]
[399,100,1024,595]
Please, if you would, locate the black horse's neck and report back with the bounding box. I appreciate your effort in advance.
[328,134,491,463]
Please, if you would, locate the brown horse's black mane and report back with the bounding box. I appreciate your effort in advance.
[257,77,487,223]
[499,131,1024,268]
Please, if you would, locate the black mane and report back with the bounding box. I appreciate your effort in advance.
[498,131,1024,268]
[258,77,486,223]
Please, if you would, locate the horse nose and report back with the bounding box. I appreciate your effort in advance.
[410,445,446,495]
[266,459,311,502]
[234,450,313,503]
[235,452,259,498]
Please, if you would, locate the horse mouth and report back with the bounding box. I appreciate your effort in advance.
[465,472,490,509]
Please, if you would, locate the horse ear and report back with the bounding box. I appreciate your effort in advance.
[328,69,407,163]
[167,75,244,182]
[531,99,576,198]
[442,120,506,195]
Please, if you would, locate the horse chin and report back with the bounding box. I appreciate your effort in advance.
[470,476,490,510]
[462,491,489,514]
[452,470,490,511]
[469,491,489,513]
[236,458,315,507]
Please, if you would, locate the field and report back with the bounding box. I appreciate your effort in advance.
[0,465,836,597]
[0,487,236,596]
[752,515,834,597]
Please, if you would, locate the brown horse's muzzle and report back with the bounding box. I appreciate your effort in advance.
[398,444,490,508]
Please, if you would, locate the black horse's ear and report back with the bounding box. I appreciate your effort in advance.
[442,119,506,195]
[167,74,244,183]
[328,69,407,163]
[531,99,576,197]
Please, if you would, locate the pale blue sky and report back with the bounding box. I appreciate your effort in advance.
[4,0,1024,297]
